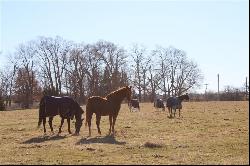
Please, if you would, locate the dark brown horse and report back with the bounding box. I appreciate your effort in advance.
[128,99,140,112]
[85,86,132,137]
[38,96,84,135]
[166,93,189,118]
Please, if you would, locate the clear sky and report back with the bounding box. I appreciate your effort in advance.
[0,0,249,93]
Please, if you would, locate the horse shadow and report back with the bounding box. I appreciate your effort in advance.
[22,135,67,144]
[76,135,126,145]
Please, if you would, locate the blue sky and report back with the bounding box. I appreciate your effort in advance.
[0,0,249,93]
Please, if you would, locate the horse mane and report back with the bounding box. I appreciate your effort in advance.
[105,86,128,100]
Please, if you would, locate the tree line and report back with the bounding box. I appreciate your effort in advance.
[1,36,205,110]
[189,85,248,102]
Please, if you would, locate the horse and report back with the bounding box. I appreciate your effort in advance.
[85,86,132,137]
[128,99,140,112]
[38,96,84,135]
[154,98,165,111]
[166,93,189,118]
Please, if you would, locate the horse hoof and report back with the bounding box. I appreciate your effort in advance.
[73,132,79,136]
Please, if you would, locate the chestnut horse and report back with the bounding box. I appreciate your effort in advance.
[85,86,132,137]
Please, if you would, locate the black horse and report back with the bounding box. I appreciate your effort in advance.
[128,99,140,112]
[38,96,84,135]
[154,98,165,111]
[166,93,189,118]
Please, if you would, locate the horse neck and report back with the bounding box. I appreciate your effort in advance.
[106,88,127,104]
[178,95,185,102]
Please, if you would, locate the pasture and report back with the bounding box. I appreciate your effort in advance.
[0,101,248,164]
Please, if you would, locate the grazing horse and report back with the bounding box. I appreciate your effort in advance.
[38,96,84,135]
[166,93,189,118]
[85,86,132,137]
[154,98,165,111]
[128,99,140,112]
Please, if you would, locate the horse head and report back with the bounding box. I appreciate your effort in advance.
[184,93,190,101]
[74,106,84,135]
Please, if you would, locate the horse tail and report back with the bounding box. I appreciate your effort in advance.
[38,118,42,128]
[37,96,45,128]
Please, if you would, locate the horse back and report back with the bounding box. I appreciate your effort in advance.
[87,96,113,116]
[40,96,79,118]
[166,97,182,109]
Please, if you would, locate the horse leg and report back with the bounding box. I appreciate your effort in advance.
[48,117,54,134]
[168,107,171,117]
[87,113,93,137]
[96,115,101,135]
[171,108,173,117]
[67,118,72,134]
[58,118,64,134]
[108,115,113,135]
[179,109,181,118]
[42,117,46,134]
[112,115,118,136]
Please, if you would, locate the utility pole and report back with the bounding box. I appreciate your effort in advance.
[204,83,208,102]
[246,77,248,100]
[217,74,220,101]
[203,83,208,111]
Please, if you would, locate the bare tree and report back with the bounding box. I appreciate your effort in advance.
[151,46,172,100]
[35,36,72,95]
[66,43,88,104]
[14,68,42,108]
[14,42,38,108]
[95,40,127,94]
[152,46,203,97]
[147,62,162,102]
[0,54,18,107]
[82,44,102,96]
[129,44,150,102]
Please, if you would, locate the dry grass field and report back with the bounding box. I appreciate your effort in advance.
[0,101,249,165]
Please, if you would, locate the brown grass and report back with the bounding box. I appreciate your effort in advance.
[0,101,248,164]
